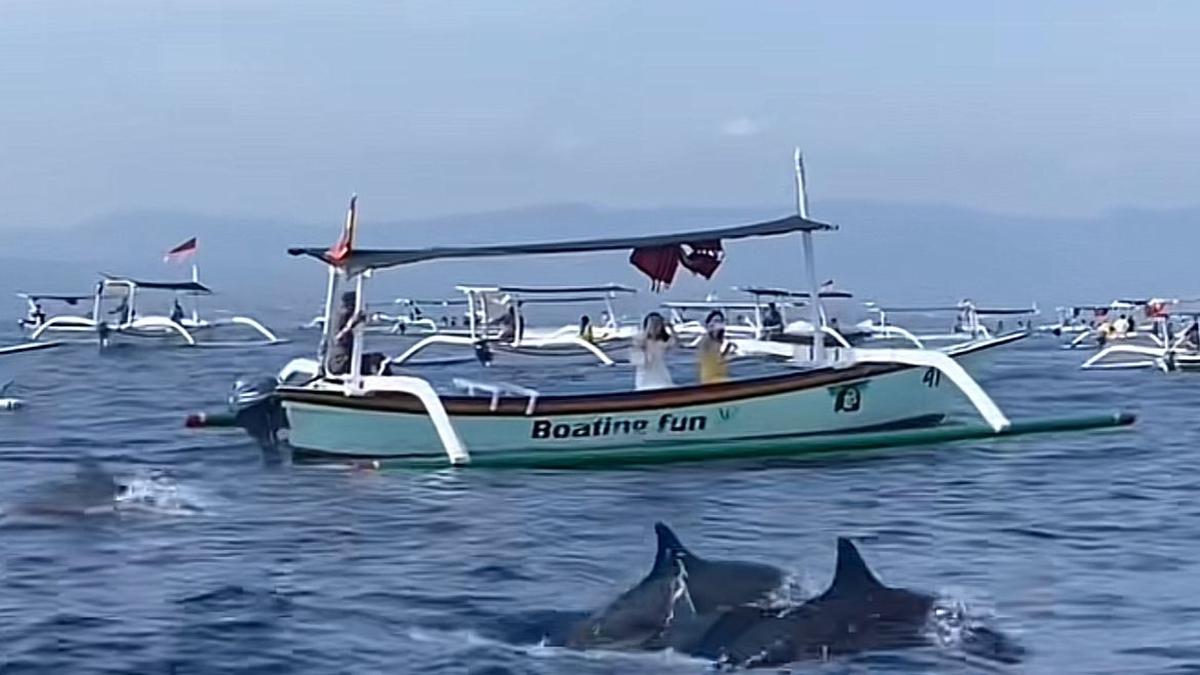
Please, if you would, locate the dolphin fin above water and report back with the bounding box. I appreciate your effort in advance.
[562,522,786,651]
[692,537,1024,668]
[817,537,885,601]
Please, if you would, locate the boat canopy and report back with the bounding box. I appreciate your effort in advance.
[873,304,1035,315]
[17,293,92,304]
[734,285,853,299]
[288,214,835,275]
[661,300,767,311]
[472,284,638,295]
[101,276,213,294]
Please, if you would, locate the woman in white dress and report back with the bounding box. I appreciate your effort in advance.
[631,312,674,390]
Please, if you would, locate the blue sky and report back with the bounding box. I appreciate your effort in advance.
[1,1,1198,228]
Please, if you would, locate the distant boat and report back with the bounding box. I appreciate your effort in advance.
[22,270,285,349]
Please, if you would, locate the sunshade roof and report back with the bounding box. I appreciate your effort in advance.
[17,293,92,303]
[873,304,1035,315]
[289,214,835,274]
[491,284,637,295]
[101,275,212,294]
[661,300,772,310]
[734,286,854,299]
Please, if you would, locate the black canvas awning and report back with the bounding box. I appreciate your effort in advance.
[289,214,835,275]
[101,275,212,294]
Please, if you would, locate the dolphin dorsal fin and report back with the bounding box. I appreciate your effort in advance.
[653,522,699,573]
[825,537,883,597]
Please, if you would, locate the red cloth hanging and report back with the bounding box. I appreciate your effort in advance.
[629,240,725,291]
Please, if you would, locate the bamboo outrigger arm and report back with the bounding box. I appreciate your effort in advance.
[849,348,1011,432]
[352,375,470,464]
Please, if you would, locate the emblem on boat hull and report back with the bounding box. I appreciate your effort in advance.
[831,382,865,413]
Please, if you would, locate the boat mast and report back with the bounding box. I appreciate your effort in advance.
[190,263,201,323]
[794,148,826,364]
[319,195,357,372]
[349,271,367,391]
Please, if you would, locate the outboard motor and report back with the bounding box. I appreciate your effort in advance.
[227,375,286,449]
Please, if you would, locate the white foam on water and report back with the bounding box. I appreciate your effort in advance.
[404,625,707,671]
[114,471,207,516]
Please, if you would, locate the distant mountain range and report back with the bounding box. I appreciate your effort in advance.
[1,200,1193,318]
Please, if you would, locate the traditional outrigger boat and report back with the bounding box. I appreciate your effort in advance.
[1053,299,1171,349]
[197,153,1133,468]
[382,283,639,366]
[25,273,284,348]
[1081,304,1200,372]
[860,301,1035,356]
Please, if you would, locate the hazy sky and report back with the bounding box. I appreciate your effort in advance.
[2,1,1198,229]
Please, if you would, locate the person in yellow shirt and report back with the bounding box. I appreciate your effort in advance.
[697,310,734,384]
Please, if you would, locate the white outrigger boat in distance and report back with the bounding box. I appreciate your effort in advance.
[1081,302,1200,372]
[207,152,1133,468]
[389,283,639,366]
[862,301,1036,347]
[24,271,285,348]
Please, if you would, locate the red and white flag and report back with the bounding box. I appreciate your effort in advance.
[164,237,198,264]
[327,195,358,264]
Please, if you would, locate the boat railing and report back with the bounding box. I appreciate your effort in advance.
[849,347,1011,432]
[452,377,540,414]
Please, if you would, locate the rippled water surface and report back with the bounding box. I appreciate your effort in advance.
[1,319,1196,674]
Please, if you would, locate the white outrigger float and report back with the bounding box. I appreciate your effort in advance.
[25,274,284,348]
[193,154,1134,468]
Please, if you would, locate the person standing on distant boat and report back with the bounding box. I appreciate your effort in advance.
[632,312,674,390]
[327,291,364,375]
[579,315,595,343]
[761,302,784,339]
[170,298,185,323]
[23,301,45,328]
[110,295,133,325]
[1184,318,1200,349]
[697,310,734,384]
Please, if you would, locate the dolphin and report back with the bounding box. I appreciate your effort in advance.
[690,538,1025,667]
[4,459,126,518]
[562,522,786,651]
